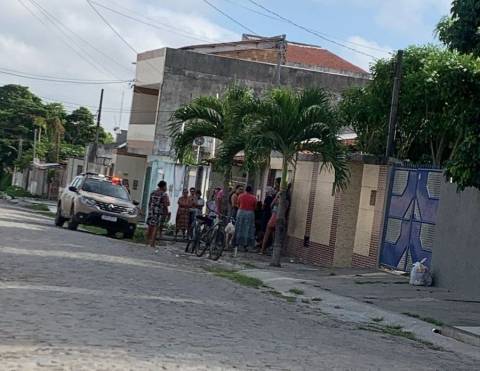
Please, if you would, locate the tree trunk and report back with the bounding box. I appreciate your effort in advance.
[221,168,231,216]
[271,156,289,267]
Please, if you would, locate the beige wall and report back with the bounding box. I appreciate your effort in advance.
[112,153,147,205]
[127,88,159,155]
[333,163,363,267]
[66,158,86,186]
[310,167,335,246]
[288,161,314,240]
[287,159,385,269]
[136,51,165,85]
[353,165,380,257]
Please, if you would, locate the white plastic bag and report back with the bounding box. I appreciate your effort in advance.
[409,258,432,286]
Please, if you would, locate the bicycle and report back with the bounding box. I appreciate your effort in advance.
[185,214,214,255]
[204,214,233,261]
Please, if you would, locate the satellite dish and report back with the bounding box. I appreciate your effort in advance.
[194,137,205,146]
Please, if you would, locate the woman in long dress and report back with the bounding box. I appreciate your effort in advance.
[175,189,191,239]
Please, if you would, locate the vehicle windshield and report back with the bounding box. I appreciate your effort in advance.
[81,178,130,200]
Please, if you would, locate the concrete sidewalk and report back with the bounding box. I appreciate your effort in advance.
[3,196,57,213]
[169,243,480,353]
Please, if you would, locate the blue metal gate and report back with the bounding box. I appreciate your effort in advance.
[380,166,442,271]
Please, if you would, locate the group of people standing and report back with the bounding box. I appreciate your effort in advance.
[175,187,204,239]
[145,178,290,254]
[228,181,289,255]
[146,182,205,248]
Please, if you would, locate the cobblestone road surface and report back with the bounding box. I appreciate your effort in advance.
[0,202,477,370]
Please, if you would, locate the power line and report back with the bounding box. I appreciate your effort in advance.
[247,0,379,60]
[18,0,117,79]
[221,0,280,21]
[40,95,175,114]
[221,0,391,54]
[27,0,120,79]
[86,0,139,54]
[0,68,131,85]
[85,0,168,79]
[202,0,257,35]
[90,1,214,44]
[28,0,133,77]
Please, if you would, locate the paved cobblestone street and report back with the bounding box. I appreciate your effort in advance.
[0,202,477,370]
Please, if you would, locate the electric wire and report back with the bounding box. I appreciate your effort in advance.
[29,0,133,76]
[85,0,165,78]
[18,0,119,79]
[0,67,131,85]
[247,0,379,59]
[222,0,391,54]
[202,0,257,35]
[90,1,215,44]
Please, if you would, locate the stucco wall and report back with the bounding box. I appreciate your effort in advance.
[354,165,380,256]
[112,153,147,205]
[433,183,480,299]
[151,47,369,155]
[310,167,335,246]
[287,161,313,240]
[127,88,159,155]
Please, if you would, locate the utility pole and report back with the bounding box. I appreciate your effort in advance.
[385,50,404,160]
[119,90,125,129]
[275,34,286,86]
[33,129,37,163]
[17,137,23,160]
[94,88,104,166]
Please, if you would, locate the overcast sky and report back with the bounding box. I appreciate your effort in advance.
[0,0,452,134]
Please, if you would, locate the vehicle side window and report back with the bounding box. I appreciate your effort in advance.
[71,176,82,188]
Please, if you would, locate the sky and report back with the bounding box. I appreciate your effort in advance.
[0,0,452,134]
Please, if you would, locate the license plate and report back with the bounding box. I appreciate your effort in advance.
[101,215,117,222]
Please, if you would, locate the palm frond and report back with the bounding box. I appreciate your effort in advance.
[300,138,350,191]
[171,122,219,162]
[251,87,350,190]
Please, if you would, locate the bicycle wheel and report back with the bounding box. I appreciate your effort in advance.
[185,223,199,253]
[209,226,225,261]
[185,239,193,253]
[195,225,209,257]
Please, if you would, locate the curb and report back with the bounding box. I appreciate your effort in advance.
[440,326,480,348]
[233,267,480,360]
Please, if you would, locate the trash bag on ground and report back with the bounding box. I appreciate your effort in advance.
[409,258,432,286]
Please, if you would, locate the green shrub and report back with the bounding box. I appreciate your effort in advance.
[0,174,12,191]
[5,186,33,198]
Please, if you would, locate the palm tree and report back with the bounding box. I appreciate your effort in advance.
[246,87,349,267]
[169,85,257,212]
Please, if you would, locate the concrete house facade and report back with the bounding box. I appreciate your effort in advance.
[123,35,370,218]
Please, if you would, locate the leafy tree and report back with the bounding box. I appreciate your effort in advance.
[246,87,349,267]
[337,86,388,156]
[0,84,113,181]
[437,0,480,56]
[65,107,112,146]
[170,85,258,212]
[0,85,44,176]
[339,45,480,168]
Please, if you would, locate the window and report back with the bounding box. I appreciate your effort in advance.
[81,178,130,200]
[71,176,82,188]
[369,190,377,206]
[133,179,138,190]
[76,165,83,175]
